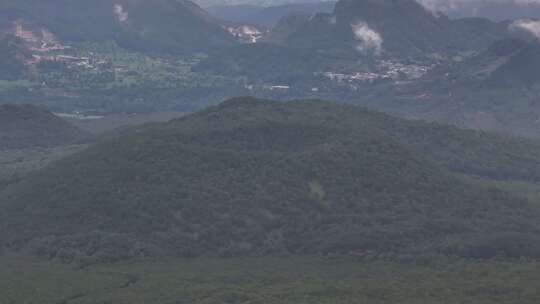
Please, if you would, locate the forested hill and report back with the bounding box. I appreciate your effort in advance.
[0,104,93,150]
[2,97,540,265]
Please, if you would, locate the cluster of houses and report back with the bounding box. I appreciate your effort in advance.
[226,25,265,44]
[12,21,74,66]
[11,20,114,71]
[47,55,112,70]
[324,60,432,85]
[244,83,292,92]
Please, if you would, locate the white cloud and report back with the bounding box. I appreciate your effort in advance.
[351,22,383,56]
[114,4,129,23]
[510,19,540,39]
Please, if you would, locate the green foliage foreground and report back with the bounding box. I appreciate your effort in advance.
[1,256,540,304]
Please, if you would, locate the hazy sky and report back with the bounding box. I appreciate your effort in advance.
[417,0,540,11]
[196,0,540,7]
[196,0,540,19]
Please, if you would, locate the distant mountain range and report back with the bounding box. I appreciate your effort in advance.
[278,0,508,56]
[196,0,325,8]
[196,0,509,84]
[208,1,335,27]
[2,0,540,140]
[200,0,540,21]
[442,1,540,21]
[0,0,236,54]
[194,0,540,139]
[475,39,540,88]
[360,37,540,138]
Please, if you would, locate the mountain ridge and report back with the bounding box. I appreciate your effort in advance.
[271,0,508,56]
[0,0,237,54]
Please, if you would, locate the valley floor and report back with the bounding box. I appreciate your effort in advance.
[2,255,540,304]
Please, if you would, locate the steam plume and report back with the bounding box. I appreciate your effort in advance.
[510,19,540,39]
[351,22,383,56]
[114,4,129,23]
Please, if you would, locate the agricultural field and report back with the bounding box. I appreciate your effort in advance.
[38,42,238,91]
[0,40,248,113]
